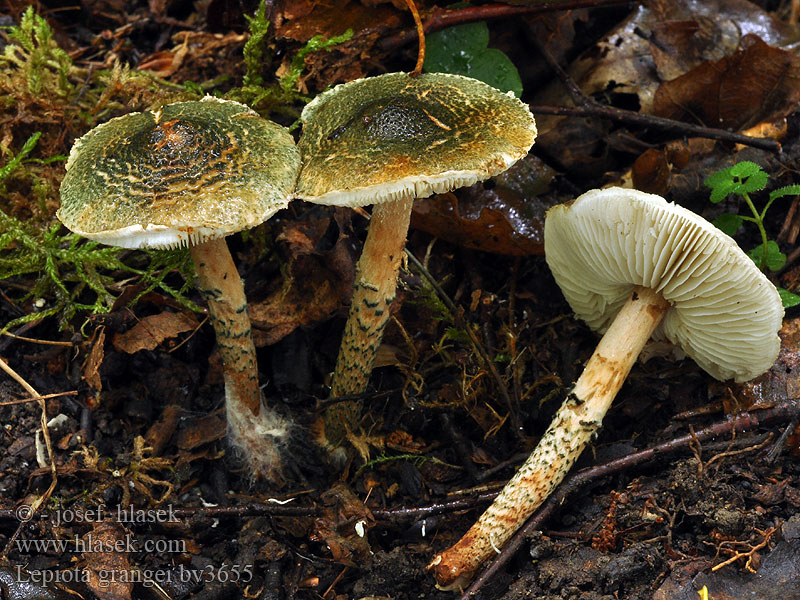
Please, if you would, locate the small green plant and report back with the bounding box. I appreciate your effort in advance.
[0,134,198,331]
[423,20,523,97]
[234,1,352,117]
[0,6,73,98]
[703,161,800,308]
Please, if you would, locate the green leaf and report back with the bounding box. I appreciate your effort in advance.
[704,162,768,201]
[424,21,523,97]
[769,184,800,203]
[747,240,786,271]
[778,287,800,308]
[712,213,744,236]
[728,161,764,181]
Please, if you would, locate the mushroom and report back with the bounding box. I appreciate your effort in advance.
[429,187,784,588]
[296,71,537,452]
[57,97,300,481]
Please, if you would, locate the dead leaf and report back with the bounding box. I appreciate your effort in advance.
[653,35,800,132]
[734,317,800,411]
[176,410,226,450]
[310,482,375,565]
[112,311,198,354]
[79,521,133,600]
[411,185,546,256]
[82,327,106,392]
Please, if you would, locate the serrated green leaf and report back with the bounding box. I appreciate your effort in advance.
[703,167,734,190]
[707,178,738,203]
[769,184,800,203]
[778,287,800,308]
[712,213,744,236]
[424,21,523,97]
[748,240,786,271]
[729,161,768,193]
[728,161,764,179]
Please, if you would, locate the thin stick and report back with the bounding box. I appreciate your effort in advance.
[0,330,75,347]
[0,390,78,406]
[404,0,426,76]
[0,355,58,559]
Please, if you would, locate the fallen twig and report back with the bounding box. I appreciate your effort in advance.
[458,401,800,599]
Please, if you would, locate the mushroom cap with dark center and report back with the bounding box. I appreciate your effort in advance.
[545,187,784,382]
[58,97,300,249]
[296,72,537,206]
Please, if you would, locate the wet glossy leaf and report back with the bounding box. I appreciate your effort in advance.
[424,21,523,97]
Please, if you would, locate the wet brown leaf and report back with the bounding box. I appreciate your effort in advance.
[112,311,198,354]
[82,327,106,392]
[734,317,800,411]
[411,186,545,256]
[250,215,355,346]
[653,35,800,132]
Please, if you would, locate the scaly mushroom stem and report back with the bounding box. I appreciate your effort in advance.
[321,197,414,449]
[429,285,670,589]
[190,238,289,481]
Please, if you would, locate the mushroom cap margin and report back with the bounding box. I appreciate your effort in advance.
[544,187,784,382]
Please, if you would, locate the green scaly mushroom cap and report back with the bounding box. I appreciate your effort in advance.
[58,97,300,249]
[297,72,537,207]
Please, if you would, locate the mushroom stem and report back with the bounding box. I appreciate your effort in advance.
[190,238,288,480]
[322,197,414,449]
[429,285,670,589]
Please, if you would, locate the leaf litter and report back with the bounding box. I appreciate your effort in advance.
[0,1,800,599]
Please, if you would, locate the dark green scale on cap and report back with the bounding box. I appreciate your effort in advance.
[58,97,300,249]
[297,72,537,207]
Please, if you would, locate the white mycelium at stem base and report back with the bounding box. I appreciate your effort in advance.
[296,72,537,451]
[429,285,669,588]
[429,187,784,589]
[190,239,290,481]
[56,97,300,481]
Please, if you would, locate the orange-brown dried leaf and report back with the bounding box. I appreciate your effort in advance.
[82,327,106,392]
[632,148,671,195]
[653,34,800,132]
[310,482,375,565]
[112,311,198,354]
[78,521,133,600]
[176,411,226,450]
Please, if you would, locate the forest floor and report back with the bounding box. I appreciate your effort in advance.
[1,1,800,599]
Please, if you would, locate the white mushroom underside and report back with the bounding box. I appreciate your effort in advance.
[68,223,232,250]
[300,162,518,208]
[545,188,784,382]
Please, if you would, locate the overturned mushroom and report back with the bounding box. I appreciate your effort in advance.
[58,97,300,481]
[296,71,537,454]
[430,187,784,588]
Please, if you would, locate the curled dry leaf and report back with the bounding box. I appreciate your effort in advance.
[653,35,800,132]
[112,311,198,354]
